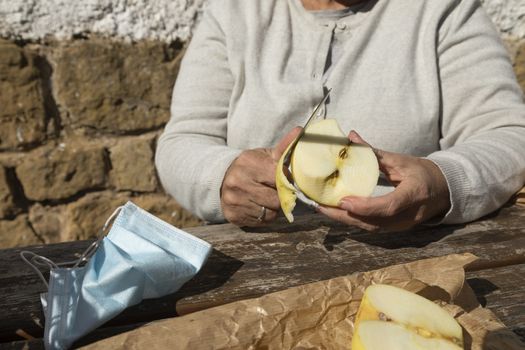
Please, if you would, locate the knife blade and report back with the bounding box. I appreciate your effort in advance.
[282,88,332,165]
[302,88,332,130]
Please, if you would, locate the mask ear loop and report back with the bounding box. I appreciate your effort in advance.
[19,205,124,287]
[72,205,123,268]
[20,251,58,288]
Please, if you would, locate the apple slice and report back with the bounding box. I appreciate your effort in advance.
[352,321,463,350]
[275,119,379,222]
[352,284,464,349]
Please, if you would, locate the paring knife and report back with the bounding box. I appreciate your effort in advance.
[282,88,332,165]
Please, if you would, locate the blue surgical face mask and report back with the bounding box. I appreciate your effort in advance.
[21,201,212,350]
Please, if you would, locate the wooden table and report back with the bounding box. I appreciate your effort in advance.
[1,204,524,349]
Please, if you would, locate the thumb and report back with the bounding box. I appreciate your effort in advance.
[272,126,303,161]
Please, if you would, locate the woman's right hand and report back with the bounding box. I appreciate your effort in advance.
[220,127,302,227]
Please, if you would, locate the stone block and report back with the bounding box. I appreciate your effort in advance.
[109,136,158,192]
[513,40,525,94]
[53,38,182,133]
[28,203,64,244]
[0,215,42,248]
[131,193,202,228]
[62,191,131,242]
[61,191,201,242]
[16,140,107,201]
[0,40,47,150]
[0,166,17,218]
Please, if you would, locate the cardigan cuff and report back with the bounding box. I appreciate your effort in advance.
[200,149,243,224]
[425,153,472,225]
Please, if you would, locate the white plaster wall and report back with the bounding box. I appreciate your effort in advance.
[481,0,525,40]
[0,0,523,42]
[0,0,206,42]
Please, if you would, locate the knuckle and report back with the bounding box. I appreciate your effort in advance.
[223,174,240,190]
[221,191,238,206]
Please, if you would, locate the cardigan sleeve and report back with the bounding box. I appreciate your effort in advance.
[426,0,525,224]
[155,2,241,223]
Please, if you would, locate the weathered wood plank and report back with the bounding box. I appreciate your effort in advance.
[0,340,43,350]
[467,264,525,342]
[4,263,524,348]
[55,263,525,347]
[0,205,523,342]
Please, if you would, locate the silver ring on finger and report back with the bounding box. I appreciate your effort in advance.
[256,206,267,222]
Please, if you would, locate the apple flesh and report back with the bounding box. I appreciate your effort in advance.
[275,118,379,222]
[291,119,379,207]
[352,284,464,350]
[353,321,463,350]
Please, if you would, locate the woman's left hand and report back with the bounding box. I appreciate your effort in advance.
[318,131,451,232]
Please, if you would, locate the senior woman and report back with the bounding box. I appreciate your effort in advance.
[155,0,525,231]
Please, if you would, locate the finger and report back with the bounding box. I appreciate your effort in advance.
[317,206,379,232]
[225,208,261,227]
[319,204,419,232]
[348,130,369,146]
[248,206,279,224]
[256,151,281,186]
[271,126,303,161]
[249,184,281,211]
[223,197,278,227]
[339,182,414,218]
[234,149,277,186]
[348,130,405,172]
[222,178,279,210]
[237,202,278,226]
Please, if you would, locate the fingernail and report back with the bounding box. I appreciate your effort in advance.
[348,130,359,143]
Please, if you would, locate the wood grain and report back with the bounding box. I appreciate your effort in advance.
[0,205,523,344]
[3,263,524,349]
[467,264,525,342]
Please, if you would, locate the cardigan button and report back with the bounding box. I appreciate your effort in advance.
[325,22,336,30]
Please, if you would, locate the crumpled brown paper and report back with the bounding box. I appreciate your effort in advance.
[81,253,523,350]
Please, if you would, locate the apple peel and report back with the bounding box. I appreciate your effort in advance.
[276,140,299,222]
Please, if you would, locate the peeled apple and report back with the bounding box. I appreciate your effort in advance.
[276,118,379,222]
[352,284,464,350]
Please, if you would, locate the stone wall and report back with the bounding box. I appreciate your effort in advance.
[0,0,524,248]
[0,38,201,248]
